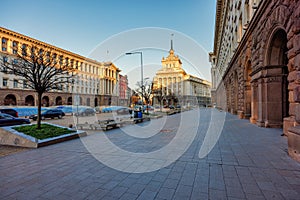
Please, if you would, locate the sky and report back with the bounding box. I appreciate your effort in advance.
[0,0,216,88]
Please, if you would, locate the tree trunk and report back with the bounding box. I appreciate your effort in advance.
[160,100,162,112]
[37,92,43,129]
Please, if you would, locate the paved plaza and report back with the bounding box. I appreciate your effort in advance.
[0,109,299,200]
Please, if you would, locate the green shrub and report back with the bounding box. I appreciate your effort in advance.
[13,124,76,140]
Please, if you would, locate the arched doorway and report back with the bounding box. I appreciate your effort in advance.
[67,97,72,105]
[263,28,289,127]
[42,96,50,107]
[94,98,98,107]
[56,96,62,105]
[87,98,90,106]
[25,95,35,106]
[4,94,17,105]
[79,97,82,105]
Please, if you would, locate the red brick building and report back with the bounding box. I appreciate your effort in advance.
[118,74,130,106]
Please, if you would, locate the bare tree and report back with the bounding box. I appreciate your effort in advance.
[152,85,165,112]
[0,44,76,129]
[135,79,152,106]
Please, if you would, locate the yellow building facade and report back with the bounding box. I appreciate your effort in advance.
[0,27,120,107]
[152,43,211,107]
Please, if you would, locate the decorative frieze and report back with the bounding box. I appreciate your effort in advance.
[264,76,282,83]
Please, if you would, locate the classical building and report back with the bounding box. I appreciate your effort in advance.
[210,0,300,161]
[0,27,121,107]
[153,41,211,107]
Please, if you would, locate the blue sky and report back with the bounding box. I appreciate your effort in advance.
[0,0,216,86]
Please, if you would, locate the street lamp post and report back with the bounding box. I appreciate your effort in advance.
[125,51,144,107]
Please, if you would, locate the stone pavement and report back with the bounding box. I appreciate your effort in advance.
[0,109,299,200]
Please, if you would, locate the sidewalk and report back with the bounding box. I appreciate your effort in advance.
[0,109,299,200]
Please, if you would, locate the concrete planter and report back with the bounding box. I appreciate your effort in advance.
[0,123,86,148]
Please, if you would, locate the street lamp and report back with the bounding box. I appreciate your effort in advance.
[125,51,144,107]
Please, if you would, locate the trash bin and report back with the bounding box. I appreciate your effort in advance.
[137,111,142,118]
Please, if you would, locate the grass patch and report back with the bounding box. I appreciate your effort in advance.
[13,124,76,140]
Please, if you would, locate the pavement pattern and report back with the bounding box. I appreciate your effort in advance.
[0,109,299,200]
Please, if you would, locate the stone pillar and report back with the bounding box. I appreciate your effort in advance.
[257,78,267,127]
[250,81,258,124]
[245,84,252,118]
[264,76,284,128]
[288,126,300,162]
[283,70,300,134]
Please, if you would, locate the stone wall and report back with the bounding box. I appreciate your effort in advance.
[216,0,300,131]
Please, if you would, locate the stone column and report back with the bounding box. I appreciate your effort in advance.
[250,80,258,124]
[244,84,252,119]
[256,78,265,127]
[264,76,284,128]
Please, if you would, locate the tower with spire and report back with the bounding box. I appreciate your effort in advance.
[152,37,211,107]
[161,38,183,70]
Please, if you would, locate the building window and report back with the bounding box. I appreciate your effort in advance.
[46,51,50,62]
[13,80,18,88]
[23,80,28,89]
[31,47,35,54]
[12,41,18,54]
[3,56,8,63]
[2,38,7,51]
[59,55,63,65]
[22,44,27,56]
[3,78,8,87]
[52,53,57,64]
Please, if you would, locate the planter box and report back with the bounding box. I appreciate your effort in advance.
[0,123,86,148]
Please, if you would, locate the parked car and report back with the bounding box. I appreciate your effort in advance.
[74,107,96,116]
[116,107,132,115]
[0,113,30,127]
[176,105,181,109]
[143,105,154,111]
[101,106,125,113]
[169,105,175,109]
[29,109,65,121]
[0,108,18,117]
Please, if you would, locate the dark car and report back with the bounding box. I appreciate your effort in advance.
[116,107,132,115]
[74,107,96,116]
[169,105,175,109]
[0,108,18,117]
[0,113,30,127]
[29,109,65,121]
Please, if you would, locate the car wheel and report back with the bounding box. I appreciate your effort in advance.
[58,115,62,119]
[41,116,45,120]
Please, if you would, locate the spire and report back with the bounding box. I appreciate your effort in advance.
[169,33,174,54]
[170,33,174,50]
